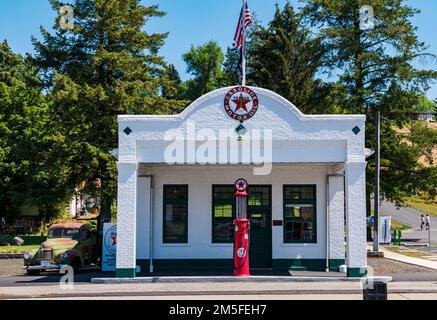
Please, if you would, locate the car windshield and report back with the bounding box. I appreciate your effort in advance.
[48,228,79,240]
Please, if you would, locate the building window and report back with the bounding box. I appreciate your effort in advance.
[283,185,316,243]
[212,185,235,243]
[163,185,188,243]
[248,186,271,208]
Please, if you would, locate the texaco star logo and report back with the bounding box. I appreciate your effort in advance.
[224,86,259,121]
[235,178,248,192]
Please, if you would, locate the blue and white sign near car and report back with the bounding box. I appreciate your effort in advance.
[102,223,117,272]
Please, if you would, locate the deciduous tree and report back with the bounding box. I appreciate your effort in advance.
[0,41,70,222]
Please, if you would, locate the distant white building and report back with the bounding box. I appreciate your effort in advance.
[411,112,435,122]
[115,86,368,278]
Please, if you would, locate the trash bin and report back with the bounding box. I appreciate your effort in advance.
[362,280,387,300]
[379,216,392,244]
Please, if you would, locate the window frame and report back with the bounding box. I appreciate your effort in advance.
[283,184,317,244]
[211,184,235,243]
[247,185,272,210]
[163,184,189,244]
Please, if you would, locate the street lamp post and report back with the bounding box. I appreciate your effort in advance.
[373,109,380,252]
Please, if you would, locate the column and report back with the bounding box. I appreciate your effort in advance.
[136,176,151,272]
[328,175,345,271]
[345,161,368,277]
[116,162,138,278]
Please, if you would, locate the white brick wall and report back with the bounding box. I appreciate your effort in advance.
[345,161,367,270]
[328,175,346,260]
[118,86,366,164]
[116,162,137,270]
[116,86,366,274]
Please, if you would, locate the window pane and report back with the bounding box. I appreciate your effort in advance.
[248,192,262,206]
[213,186,234,200]
[163,185,188,243]
[213,219,234,242]
[284,204,314,242]
[165,186,187,202]
[214,204,233,218]
[212,186,234,243]
[285,186,314,201]
[164,204,187,242]
[248,187,270,207]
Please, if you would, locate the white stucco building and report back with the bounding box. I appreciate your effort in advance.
[115,86,368,278]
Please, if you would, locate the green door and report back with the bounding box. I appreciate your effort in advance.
[247,186,272,269]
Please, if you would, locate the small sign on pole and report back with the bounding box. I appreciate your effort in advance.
[102,223,117,272]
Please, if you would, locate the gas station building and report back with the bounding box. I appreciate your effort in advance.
[115,86,368,278]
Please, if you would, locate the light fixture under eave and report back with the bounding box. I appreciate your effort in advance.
[235,123,247,142]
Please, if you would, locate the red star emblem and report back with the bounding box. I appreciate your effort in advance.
[232,94,251,112]
[236,179,247,191]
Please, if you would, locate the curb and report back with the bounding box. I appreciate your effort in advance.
[90,275,392,284]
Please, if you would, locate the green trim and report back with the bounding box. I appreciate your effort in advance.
[136,259,149,272]
[289,266,307,271]
[211,185,235,243]
[116,268,136,278]
[329,259,346,272]
[163,185,188,244]
[347,267,367,278]
[283,185,317,244]
[136,259,345,273]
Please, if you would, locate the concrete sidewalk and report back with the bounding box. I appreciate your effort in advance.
[1,281,437,300]
[90,275,388,284]
[380,247,437,270]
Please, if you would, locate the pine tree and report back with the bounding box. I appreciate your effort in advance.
[31,0,186,222]
[302,0,437,114]
[302,0,437,205]
[161,64,182,100]
[247,3,326,113]
[221,47,240,87]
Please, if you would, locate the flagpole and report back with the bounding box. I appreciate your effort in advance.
[242,0,246,86]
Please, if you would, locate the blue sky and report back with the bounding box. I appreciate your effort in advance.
[0,0,436,99]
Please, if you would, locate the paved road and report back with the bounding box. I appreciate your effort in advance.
[380,201,435,232]
[379,201,437,255]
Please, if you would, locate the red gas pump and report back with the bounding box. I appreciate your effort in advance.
[233,178,250,276]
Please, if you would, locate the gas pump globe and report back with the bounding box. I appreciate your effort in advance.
[233,178,250,276]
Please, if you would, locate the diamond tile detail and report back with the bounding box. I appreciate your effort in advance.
[352,126,361,135]
[123,127,132,135]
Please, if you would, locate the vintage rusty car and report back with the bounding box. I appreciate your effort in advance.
[24,223,97,275]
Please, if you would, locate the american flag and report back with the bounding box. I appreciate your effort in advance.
[233,0,253,50]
